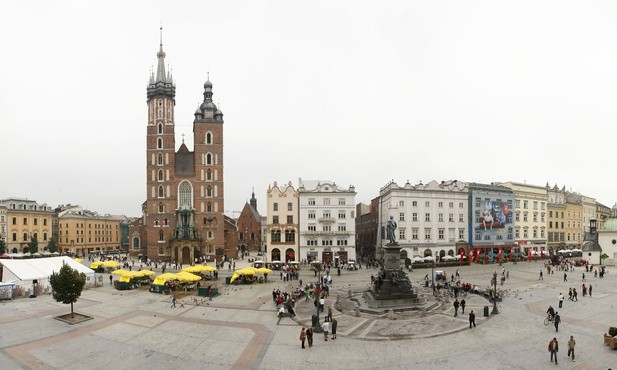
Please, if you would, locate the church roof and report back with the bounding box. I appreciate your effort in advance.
[582,241,602,252]
[603,218,617,231]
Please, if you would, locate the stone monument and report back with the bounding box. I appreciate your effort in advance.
[364,216,426,310]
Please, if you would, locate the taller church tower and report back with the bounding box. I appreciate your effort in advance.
[142,29,229,263]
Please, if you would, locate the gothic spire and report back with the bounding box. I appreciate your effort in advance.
[147,27,175,100]
[156,27,167,83]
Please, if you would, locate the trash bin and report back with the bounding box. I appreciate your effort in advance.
[483,306,489,317]
[225,276,231,285]
[311,314,318,328]
[198,287,207,297]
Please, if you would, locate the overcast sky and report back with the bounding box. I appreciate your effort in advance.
[2,1,616,216]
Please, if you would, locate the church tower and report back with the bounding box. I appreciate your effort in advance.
[145,27,176,257]
[141,29,231,264]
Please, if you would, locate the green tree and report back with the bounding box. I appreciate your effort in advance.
[600,253,609,264]
[49,263,86,318]
[47,236,58,253]
[28,236,38,254]
[0,239,5,254]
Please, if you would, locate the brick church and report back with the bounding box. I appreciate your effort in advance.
[130,30,237,264]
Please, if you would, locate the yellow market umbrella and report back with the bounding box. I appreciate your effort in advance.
[230,272,240,284]
[112,269,131,275]
[103,260,120,268]
[182,265,216,273]
[119,271,148,282]
[73,258,83,263]
[90,261,104,269]
[138,269,155,276]
[235,267,257,275]
[174,271,202,282]
[152,273,176,286]
[254,267,273,274]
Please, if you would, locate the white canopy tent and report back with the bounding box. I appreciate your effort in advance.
[0,256,95,290]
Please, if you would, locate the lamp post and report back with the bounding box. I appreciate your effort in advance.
[492,271,499,314]
[312,261,323,333]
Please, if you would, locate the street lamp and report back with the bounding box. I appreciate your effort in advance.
[312,261,323,333]
[492,271,499,314]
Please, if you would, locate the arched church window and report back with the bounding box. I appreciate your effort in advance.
[158,123,163,134]
[159,230,164,241]
[206,186,212,197]
[158,186,164,198]
[158,170,164,181]
[178,180,193,209]
[159,203,164,213]
[207,202,212,212]
[206,169,212,181]
[158,153,163,165]
[206,153,212,165]
[157,137,163,149]
[206,132,213,145]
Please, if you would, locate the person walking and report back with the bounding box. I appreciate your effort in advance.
[564,272,567,282]
[572,288,578,302]
[299,327,307,349]
[589,284,592,297]
[582,272,585,281]
[453,298,460,316]
[568,288,573,301]
[171,294,177,309]
[460,298,466,314]
[549,337,559,365]
[331,317,338,339]
[554,312,561,332]
[276,306,285,325]
[327,306,333,322]
[469,310,476,329]
[539,270,543,280]
[567,335,575,362]
[558,293,564,308]
[322,320,330,341]
[306,327,314,347]
[109,275,113,285]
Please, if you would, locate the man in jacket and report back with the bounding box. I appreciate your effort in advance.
[567,335,575,362]
[549,337,559,364]
[554,312,561,332]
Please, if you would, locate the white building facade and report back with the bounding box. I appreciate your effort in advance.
[298,179,356,265]
[266,181,299,262]
[378,180,469,261]
[499,182,548,254]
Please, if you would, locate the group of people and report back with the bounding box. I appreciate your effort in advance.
[548,335,576,364]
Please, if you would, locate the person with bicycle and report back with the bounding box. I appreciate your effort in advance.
[546,305,555,321]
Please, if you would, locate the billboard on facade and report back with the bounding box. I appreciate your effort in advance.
[475,199,513,236]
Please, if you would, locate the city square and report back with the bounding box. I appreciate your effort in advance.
[0,258,615,369]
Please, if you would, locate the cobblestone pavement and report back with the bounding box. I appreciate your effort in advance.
[0,260,616,369]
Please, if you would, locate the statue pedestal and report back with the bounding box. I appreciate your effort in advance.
[366,242,426,309]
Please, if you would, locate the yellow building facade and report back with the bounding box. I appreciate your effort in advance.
[2,198,54,253]
[57,209,121,256]
[564,198,583,248]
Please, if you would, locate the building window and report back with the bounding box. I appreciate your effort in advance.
[323,225,331,232]
[206,186,212,197]
[308,211,315,219]
[206,169,212,181]
[425,213,430,222]
[273,216,279,224]
[159,230,164,241]
[338,224,346,231]
[475,230,481,240]
[34,218,38,226]
[475,198,481,207]
[438,213,444,222]
[178,181,193,209]
[412,201,417,207]
[159,203,164,213]
[271,230,281,242]
[533,213,537,223]
[206,132,212,144]
[459,202,464,208]
[412,213,418,221]
[523,200,528,209]
[43,219,47,226]
[323,211,331,218]
[338,211,346,219]
[507,227,513,239]
[412,228,418,240]
[273,203,278,211]
[23,218,27,225]
[157,137,163,149]
[207,202,212,212]
[459,214,464,222]
[323,198,330,205]
[541,213,545,223]
[339,198,346,205]
[285,230,295,242]
[399,229,406,240]
[459,228,465,240]
[158,153,163,165]
[158,170,164,181]
[287,215,293,224]
[449,214,454,222]
[287,202,293,211]
[425,201,430,207]
[399,200,405,207]
[424,228,431,240]
[438,229,445,240]
[308,225,316,231]
[438,202,443,208]
[308,198,315,206]
[399,213,405,221]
